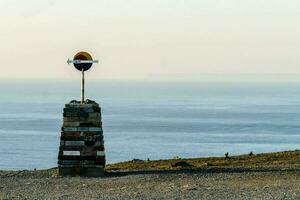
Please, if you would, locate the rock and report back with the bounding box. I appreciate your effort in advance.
[172,161,193,168]
[203,162,212,166]
[132,159,143,162]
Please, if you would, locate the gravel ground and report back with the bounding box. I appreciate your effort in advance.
[0,169,300,200]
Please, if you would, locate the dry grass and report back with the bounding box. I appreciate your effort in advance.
[105,150,300,172]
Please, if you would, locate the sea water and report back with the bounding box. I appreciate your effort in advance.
[0,80,300,170]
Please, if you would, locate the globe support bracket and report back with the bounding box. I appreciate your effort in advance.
[67,52,99,104]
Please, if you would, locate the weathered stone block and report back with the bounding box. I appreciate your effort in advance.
[58,166,104,177]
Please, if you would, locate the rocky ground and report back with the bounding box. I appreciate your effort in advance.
[1,151,300,199]
[0,168,300,200]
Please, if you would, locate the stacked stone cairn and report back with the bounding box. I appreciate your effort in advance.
[58,99,105,177]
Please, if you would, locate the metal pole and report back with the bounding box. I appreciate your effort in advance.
[81,68,85,104]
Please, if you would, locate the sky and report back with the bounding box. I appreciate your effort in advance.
[0,0,300,81]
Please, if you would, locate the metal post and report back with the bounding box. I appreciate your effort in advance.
[67,52,98,103]
[81,68,85,104]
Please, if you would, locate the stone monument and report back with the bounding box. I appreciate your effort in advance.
[58,52,105,176]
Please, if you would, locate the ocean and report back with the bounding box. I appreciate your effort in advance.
[0,80,300,170]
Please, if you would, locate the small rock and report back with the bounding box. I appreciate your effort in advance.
[203,162,212,166]
[172,161,193,168]
[132,158,143,162]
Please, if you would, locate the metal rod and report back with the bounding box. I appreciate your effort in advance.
[67,59,99,64]
[81,68,85,104]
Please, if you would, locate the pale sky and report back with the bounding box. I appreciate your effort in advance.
[0,0,300,81]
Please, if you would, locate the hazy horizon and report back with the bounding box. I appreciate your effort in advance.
[0,1,300,81]
[2,74,300,83]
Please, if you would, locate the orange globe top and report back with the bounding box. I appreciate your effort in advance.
[73,51,93,71]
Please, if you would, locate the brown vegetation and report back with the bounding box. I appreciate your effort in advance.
[105,150,300,172]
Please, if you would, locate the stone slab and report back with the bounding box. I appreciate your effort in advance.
[62,127,102,132]
[63,151,80,156]
[65,103,98,108]
[58,160,104,166]
[88,113,101,118]
[58,166,104,177]
[89,127,102,132]
[62,122,80,127]
[64,141,85,146]
[62,127,78,132]
[63,117,80,122]
[77,127,89,131]
[59,145,105,152]
[96,151,105,156]
[61,132,103,138]
[58,156,105,162]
